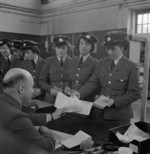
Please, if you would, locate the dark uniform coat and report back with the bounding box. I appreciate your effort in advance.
[19,57,45,100]
[0,53,11,82]
[0,92,55,152]
[0,53,12,93]
[38,56,71,104]
[68,55,99,101]
[79,55,140,121]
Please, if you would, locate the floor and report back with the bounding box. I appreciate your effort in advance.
[131,98,150,123]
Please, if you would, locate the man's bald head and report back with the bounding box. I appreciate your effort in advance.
[2,68,33,89]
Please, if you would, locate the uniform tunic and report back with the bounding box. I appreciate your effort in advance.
[0,53,12,93]
[38,56,71,104]
[68,55,99,101]
[19,57,45,100]
[79,55,140,122]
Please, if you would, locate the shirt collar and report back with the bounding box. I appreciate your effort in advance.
[114,54,123,65]
[80,53,90,62]
[33,55,39,64]
[57,56,66,62]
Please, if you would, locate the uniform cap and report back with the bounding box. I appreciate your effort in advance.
[79,32,99,44]
[0,39,10,46]
[53,35,71,46]
[102,31,129,46]
[22,40,39,50]
[11,40,23,49]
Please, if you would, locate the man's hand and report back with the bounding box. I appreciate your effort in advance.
[39,126,52,134]
[51,86,63,96]
[52,108,66,120]
[32,88,41,98]
[103,98,114,107]
[71,89,80,99]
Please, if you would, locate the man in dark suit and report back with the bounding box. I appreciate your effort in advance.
[38,35,72,105]
[73,31,140,130]
[0,68,56,153]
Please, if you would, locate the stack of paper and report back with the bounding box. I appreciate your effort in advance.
[50,129,73,149]
[93,95,109,109]
[54,92,93,115]
[116,123,150,143]
[60,130,91,149]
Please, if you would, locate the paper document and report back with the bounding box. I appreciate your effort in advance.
[116,123,150,143]
[93,95,109,109]
[54,92,93,115]
[60,130,91,149]
[50,129,73,149]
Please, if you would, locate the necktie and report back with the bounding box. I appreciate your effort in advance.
[111,60,115,71]
[60,58,63,67]
[32,60,36,67]
[79,56,83,66]
[6,57,11,65]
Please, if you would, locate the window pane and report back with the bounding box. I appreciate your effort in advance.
[143,24,148,33]
[143,14,148,24]
[148,24,150,33]
[137,25,142,33]
[138,14,142,24]
[148,13,150,23]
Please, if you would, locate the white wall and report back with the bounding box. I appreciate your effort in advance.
[0,0,41,35]
[41,0,150,35]
[0,0,41,10]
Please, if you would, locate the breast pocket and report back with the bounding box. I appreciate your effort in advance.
[98,74,106,85]
[49,70,58,82]
[114,76,128,90]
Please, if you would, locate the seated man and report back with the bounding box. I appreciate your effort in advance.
[0,68,56,152]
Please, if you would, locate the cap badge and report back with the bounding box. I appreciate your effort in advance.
[107,37,111,42]
[86,35,91,39]
[23,43,26,47]
[59,38,63,42]
[0,41,3,44]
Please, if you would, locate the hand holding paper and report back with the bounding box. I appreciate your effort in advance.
[93,95,110,109]
[54,92,93,115]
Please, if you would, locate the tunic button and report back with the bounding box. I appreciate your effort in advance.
[108,81,111,84]
[61,68,63,70]
[61,74,63,77]
[109,74,112,76]
[78,68,80,70]
[76,74,79,77]
[33,70,35,72]
[76,81,79,83]
[33,76,35,78]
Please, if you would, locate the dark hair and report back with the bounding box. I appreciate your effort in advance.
[2,74,26,89]
[76,37,95,53]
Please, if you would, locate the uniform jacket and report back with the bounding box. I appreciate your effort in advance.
[38,56,71,104]
[67,55,99,101]
[0,53,12,82]
[11,57,24,68]
[0,92,55,152]
[68,55,98,90]
[79,55,140,120]
[19,56,45,88]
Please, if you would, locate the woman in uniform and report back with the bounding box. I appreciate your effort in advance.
[38,35,71,105]
[65,32,99,102]
[73,31,140,140]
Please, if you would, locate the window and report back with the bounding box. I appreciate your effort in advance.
[136,10,150,34]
